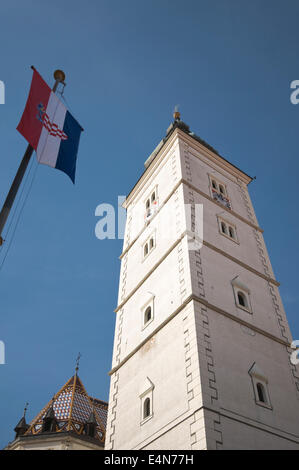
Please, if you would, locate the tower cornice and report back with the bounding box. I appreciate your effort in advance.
[124,127,252,209]
[175,128,253,185]
[115,228,279,315]
[110,294,290,377]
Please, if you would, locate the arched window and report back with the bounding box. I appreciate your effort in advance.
[151,192,156,202]
[221,222,227,234]
[219,184,225,194]
[143,398,151,419]
[146,199,150,209]
[256,383,266,403]
[237,291,247,308]
[229,226,235,239]
[144,306,152,324]
[212,180,217,190]
[144,244,149,257]
[149,238,154,250]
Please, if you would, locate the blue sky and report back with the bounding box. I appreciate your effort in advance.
[0,0,299,448]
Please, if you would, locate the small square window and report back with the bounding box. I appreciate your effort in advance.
[209,175,231,209]
[144,187,159,223]
[142,232,156,260]
[217,217,239,244]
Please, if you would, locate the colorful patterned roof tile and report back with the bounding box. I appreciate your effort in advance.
[25,374,107,444]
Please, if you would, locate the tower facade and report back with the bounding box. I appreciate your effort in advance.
[106,117,299,450]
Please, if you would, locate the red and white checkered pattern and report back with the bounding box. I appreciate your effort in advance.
[42,112,68,140]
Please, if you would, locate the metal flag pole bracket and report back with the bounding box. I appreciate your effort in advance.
[0,68,66,246]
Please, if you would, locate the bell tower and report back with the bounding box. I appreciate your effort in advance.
[106,113,299,450]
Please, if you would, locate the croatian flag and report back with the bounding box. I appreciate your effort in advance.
[17,68,83,183]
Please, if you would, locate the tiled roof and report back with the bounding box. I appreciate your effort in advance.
[90,397,108,429]
[25,375,108,444]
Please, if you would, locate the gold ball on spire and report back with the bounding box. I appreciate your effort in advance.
[54,69,66,83]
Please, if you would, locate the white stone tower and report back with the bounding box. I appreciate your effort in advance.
[105,113,299,450]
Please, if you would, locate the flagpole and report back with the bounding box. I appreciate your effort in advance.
[0,68,66,246]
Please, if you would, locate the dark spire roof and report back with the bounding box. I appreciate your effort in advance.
[84,406,98,438]
[14,403,29,437]
[86,409,98,425]
[14,417,28,433]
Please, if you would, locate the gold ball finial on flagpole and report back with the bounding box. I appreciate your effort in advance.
[54,69,65,83]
